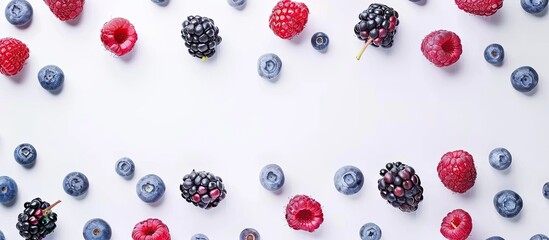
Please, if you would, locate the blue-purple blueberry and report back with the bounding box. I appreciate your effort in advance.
[0,230,4,240]
[493,190,523,218]
[334,165,364,195]
[136,174,165,203]
[259,164,285,192]
[14,143,37,167]
[258,53,282,81]
[83,218,112,240]
[63,172,89,197]
[511,66,538,92]
[521,0,548,13]
[489,147,512,170]
[115,157,135,178]
[487,237,504,240]
[150,0,168,6]
[191,233,209,240]
[543,182,549,199]
[311,32,329,51]
[227,0,246,9]
[239,228,260,240]
[38,65,64,91]
[531,234,549,240]
[0,176,17,204]
[4,0,32,26]
[360,223,382,240]
[484,44,504,65]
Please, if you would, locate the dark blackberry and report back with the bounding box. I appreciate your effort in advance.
[179,170,227,209]
[354,3,399,60]
[377,162,423,212]
[16,198,60,240]
[181,15,222,61]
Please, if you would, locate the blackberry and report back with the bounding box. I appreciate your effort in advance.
[180,170,226,209]
[181,15,222,61]
[377,162,423,212]
[16,198,60,240]
[354,3,399,60]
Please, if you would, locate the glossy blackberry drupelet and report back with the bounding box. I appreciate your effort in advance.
[181,15,222,60]
[354,3,399,48]
[16,198,58,240]
[180,170,227,209]
[378,162,423,212]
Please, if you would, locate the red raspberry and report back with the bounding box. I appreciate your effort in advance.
[440,209,473,240]
[285,195,324,232]
[437,150,477,193]
[421,30,462,67]
[132,218,171,240]
[0,37,29,77]
[455,0,503,16]
[44,0,84,21]
[100,18,138,57]
[269,0,309,40]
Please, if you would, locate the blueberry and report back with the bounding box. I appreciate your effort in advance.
[543,182,549,199]
[334,165,364,195]
[0,176,18,204]
[150,0,168,6]
[257,53,282,81]
[136,174,166,203]
[511,66,538,92]
[63,172,90,197]
[521,0,548,13]
[259,164,285,192]
[191,233,209,240]
[531,234,549,240]
[227,0,246,9]
[14,143,37,167]
[311,32,329,51]
[83,218,112,240]
[487,237,505,240]
[239,228,260,240]
[4,0,32,26]
[360,223,382,240]
[484,44,504,65]
[489,147,512,170]
[115,157,135,178]
[37,65,64,91]
[493,190,523,218]
[0,230,4,240]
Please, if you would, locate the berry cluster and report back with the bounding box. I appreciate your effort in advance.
[16,198,59,240]
[180,170,227,209]
[181,15,222,61]
[378,162,424,212]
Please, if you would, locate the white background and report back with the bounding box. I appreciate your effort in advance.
[1,0,549,239]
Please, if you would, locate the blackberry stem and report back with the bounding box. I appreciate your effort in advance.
[356,38,373,60]
[201,56,207,62]
[43,200,61,216]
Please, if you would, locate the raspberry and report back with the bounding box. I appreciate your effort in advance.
[440,209,473,240]
[455,0,503,16]
[437,150,477,193]
[285,195,324,232]
[0,37,29,76]
[421,30,462,67]
[269,0,309,39]
[43,0,84,21]
[100,18,138,57]
[132,218,171,240]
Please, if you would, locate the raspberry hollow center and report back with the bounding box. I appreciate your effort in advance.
[144,226,156,235]
[451,219,460,229]
[441,41,454,52]
[296,209,313,222]
[114,29,129,44]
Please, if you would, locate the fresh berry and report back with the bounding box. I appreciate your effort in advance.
[484,44,504,65]
[269,0,309,39]
[38,65,64,91]
[191,233,209,240]
[180,170,227,209]
[489,147,512,170]
[0,37,29,76]
[455,0,503,16]
[16,198,60,240]
[359,223,382,240]
[257,53,282,82]
[421,30,462,67]
[354,3,399,60]
[334,165,364,195]
[543,182,549,199]
[377,162,424,212]
[43,0,84,21]
[151,0,168,6]
[83,218,112,240]
[14,143,37,167]
[239,228,260,240]
[259,164,285,192]
[132,218,171,240]
[493,190,523,218]
[440,209,473,240]
[0,176,17,204]
[63,171,89,197]
[100,17,138,57]
[285,195,324,232]
[227,0,246,9]
[521,0,548,13]
[0,230,4,240]
[511,66,538,92]
[115,157,135,178]
[437,150,477,193]
[531,234,549,240]
[136,174,165,203]
[5,0,33,26]
[487,237,505,240]
[181,15,222,61]
[311,32,329,51]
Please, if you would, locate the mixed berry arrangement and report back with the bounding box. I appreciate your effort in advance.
[1,0,548,239]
